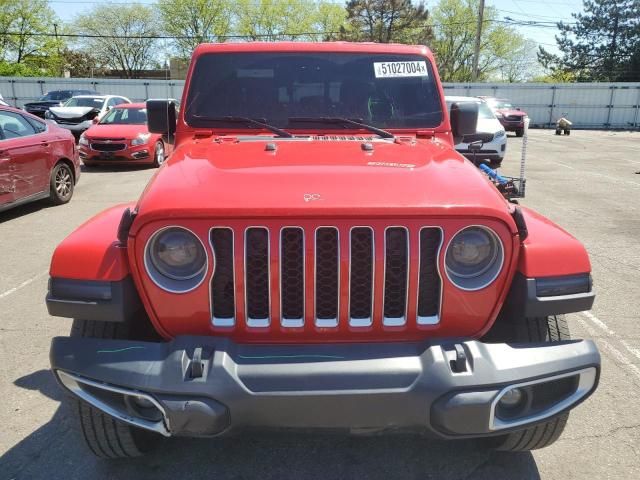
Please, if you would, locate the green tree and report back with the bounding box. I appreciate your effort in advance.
[158,0,232,58]
[0,0,64,73]
[341,0,432,44]
[538,0,640,81]
[74,3,160,79]
[236,0,344,41]
[430,0,529,82]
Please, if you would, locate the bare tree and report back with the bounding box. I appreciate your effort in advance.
[75,3,160,78]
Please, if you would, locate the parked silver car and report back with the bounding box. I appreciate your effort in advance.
[445,96,507,166]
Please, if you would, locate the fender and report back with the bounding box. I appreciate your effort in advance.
[517,206,591,277]
[50,203,135,281]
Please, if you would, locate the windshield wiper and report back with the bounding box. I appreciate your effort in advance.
[288,117,395,139]
[191,115,293,138]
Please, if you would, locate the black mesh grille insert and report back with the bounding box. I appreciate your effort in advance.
[315,227,339,321]
[245,228,270,321]
[349,228,374,320]
[280,228,304,321]
[210,228,235,321]
[384,228,409,319]
[417,228,442,318]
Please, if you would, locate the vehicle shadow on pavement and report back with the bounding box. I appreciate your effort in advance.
[80,164,155,173]
[3,370,541,480]
[0,199,54,223]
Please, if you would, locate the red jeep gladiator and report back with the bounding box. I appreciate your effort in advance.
[47,42,600,458]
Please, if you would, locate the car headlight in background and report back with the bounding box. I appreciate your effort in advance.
[145,227,208,293]
[78,135,89,146]
[44,111,52,119]
[132,133,151,146]
[445,226,503,290]
[494,130,506,139]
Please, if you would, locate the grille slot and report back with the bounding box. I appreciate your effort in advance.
[349,227,374,326]
[280,227,305,327]
[383,227,409,326]
[210,228,235,327]
[91,142,126,152]
[417,228,442,325]
[315,227,339,327]
[245,228,270,327]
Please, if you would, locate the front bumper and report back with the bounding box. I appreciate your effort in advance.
[79,144,152,164]
[49,119,93,134]
[50,335,600,439]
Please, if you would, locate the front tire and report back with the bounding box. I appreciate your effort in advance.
[68,319,161,458]
[49,162,74,205]
[515,128,524,137]
[152,141,165,167]
[483,315,570,451]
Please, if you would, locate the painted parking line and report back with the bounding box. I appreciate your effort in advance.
[0,270,48,300]
[578,312,640,383]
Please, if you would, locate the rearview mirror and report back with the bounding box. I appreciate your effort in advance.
[450,102,478,143]
[146,99,177,141]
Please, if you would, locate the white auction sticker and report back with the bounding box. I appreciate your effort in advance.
[373,61,428,78]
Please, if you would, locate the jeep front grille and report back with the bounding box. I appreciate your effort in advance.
[209,225,443,330]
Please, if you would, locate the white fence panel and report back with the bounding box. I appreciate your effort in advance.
[1,77,639,129]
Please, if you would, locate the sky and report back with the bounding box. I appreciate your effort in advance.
[48,0,586,54]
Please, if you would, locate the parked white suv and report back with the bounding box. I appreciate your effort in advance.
[445,96,507,166]
[45,95,131,138]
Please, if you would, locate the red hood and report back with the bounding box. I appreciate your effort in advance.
[83,124,148,139]
[132,137,516,232]
[497,108,526,117]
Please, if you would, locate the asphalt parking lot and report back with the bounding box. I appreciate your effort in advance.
[1,129,639,479]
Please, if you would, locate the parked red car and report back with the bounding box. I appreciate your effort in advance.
[79,103,171,167]
[0,105,79,213]
[48,42,599,459]
[480,97,527,137]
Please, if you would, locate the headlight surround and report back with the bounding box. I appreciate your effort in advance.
[445,226,503,291]
[494,129,506,139]
[145,227,208,293]
[132,133,151,146]
[78,135,89,146]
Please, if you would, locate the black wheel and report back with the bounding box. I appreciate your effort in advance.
[49,162,74,205]
[152,141,165,167]
[555,128,562,135]
[482,315,570,451]
[68,319,161,458]
[489,160,502,168]
[565,129,570,135]
[515,128,524,137]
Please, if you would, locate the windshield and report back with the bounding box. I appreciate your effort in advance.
[185,52,443,130]
[100,107,147,125]
[39,91,70,101]
[487,99,513,110]
[446,100,496,122]
[64,97,104,108]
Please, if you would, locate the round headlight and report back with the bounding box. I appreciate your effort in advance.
[445,226,503,290]
[149,227,206,280]
[145,227,208,292]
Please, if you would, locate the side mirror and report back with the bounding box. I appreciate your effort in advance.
[147,99,177,141]
[450,102,478,143]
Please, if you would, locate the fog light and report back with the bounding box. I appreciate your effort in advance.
[499,388,524,408]
[132,395,155,409]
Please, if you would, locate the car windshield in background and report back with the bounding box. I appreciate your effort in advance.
[100,107,147,125]
[489,100,513,110]
[478,103,496,119]
[65,97,103,108]
[185,52,443,130]
[39,91,70,101]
